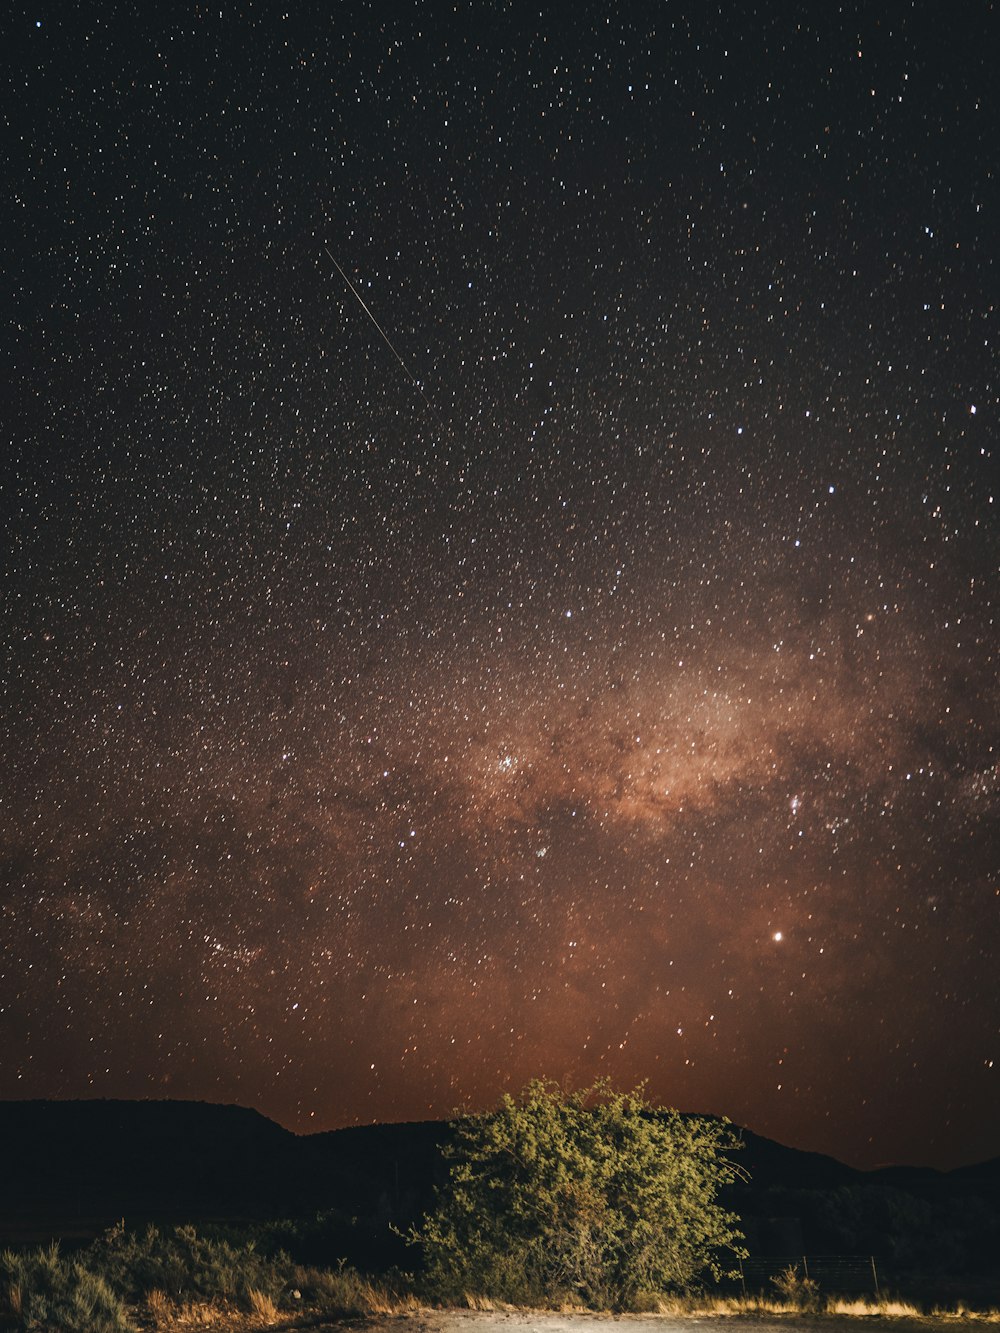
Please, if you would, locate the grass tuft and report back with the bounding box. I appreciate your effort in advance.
[145,1286,173,1326]
[7,1280,23,1316]
[247,1286,278,1322]
[289,1260,417,1316]
[827,1298,923,1317]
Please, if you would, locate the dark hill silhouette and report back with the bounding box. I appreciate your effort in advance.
[0,1100,452,1244]
[729,1122,859,1191]
[1,1098,997,1283]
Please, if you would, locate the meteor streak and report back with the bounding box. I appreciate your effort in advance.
[324,246,431,407]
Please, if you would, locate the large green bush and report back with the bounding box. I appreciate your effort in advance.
[410,1079,747,1306]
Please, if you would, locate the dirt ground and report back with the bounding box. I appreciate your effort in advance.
[302,1312,989,1333]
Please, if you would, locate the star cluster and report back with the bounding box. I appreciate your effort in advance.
[2,2,997,1169]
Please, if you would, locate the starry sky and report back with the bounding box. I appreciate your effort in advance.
[3,2,998,1172]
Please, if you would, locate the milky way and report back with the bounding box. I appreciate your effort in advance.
[2,3,997,1169]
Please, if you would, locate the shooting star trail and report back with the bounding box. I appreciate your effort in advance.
[324,246,432,408]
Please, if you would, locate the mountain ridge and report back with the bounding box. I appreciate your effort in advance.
[1,1097,997,1262]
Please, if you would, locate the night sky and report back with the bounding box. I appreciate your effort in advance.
[3,3,998,1172]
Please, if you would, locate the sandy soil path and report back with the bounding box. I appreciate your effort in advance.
[301,1311,987,1333]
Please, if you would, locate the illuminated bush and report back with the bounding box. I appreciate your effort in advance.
[410,1079,747,1306]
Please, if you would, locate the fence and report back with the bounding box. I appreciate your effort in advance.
[732,1255,882,1299]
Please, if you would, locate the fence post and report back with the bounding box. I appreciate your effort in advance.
[802,1255,810,1280]
[871,1256,881,1302]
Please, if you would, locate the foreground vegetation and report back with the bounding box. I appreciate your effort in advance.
[0,1222,416,1331]
[410,1078,747,1305]
[2,1085,996,1330]
[3,1224,1000,1332]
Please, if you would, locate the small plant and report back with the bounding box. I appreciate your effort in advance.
[629,1290,663,1313]
[7,1280,23,1316]
[248,1286,278,1321]
[770,1261,820,1311]
[145,1287,172,1326]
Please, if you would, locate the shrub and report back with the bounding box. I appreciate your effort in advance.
[0,1243,134,1333]
[144,1287,172,1327]
[83,1222,289,1308]
[409,1078,747,1306]
[247,1287,278,1321]
[771,1261,821,1311]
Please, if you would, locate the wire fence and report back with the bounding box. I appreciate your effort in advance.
[730,1255,883,1298]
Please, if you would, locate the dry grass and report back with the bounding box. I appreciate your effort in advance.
[290,1262,421,1317]
[128,1268,425,1331]
[647,1294,1000,1321]
[442,1294,1000,1321]
[146,1286,173,1326]
[648,1293,805,1315]
[247,1287,278,1322]
[464,1292,498,1310]
[135,1297,260,1332]
[632,1293,996,1318]
[826,1298,923,1317]
[6,1281,22,1317]
[820,1298,1000,1322]
[163,1301,226,1327]
[141,1288,254,1331]
[133,1291,1000,1329]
